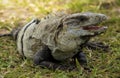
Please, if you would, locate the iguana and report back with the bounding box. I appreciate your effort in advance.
[0,12,108,71]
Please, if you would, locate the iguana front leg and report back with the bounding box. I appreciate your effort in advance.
[75,52,87,66]
[33,46,76,71]
[85,42,109,51]
[74,52,91,71]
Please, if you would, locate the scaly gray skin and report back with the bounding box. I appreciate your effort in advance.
[0,12,108,71]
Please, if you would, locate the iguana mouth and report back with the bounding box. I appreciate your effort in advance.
[82,26,107,31]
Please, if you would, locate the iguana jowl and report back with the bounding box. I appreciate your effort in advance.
[0,12,108,70]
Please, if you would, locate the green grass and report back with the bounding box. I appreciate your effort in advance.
[0,0,120,78]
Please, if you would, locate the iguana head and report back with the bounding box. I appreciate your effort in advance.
[55,12,108,54]
[62,12,107,37]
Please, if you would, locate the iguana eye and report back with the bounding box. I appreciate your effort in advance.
[65,20,79,26]
[79,16,89,22]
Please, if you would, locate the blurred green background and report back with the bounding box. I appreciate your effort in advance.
[0,0,120,78]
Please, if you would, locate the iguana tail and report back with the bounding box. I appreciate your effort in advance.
[0,27,21,40]
[0,33,12,37]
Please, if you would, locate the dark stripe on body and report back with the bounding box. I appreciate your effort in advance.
[20,19,40,57]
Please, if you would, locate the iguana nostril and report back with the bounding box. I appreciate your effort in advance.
[98,16,107,22]
[102,16,107,20]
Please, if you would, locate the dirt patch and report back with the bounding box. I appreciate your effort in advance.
[0,29,10,34]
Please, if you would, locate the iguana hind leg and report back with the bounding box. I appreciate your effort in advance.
[33,45,76,71]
